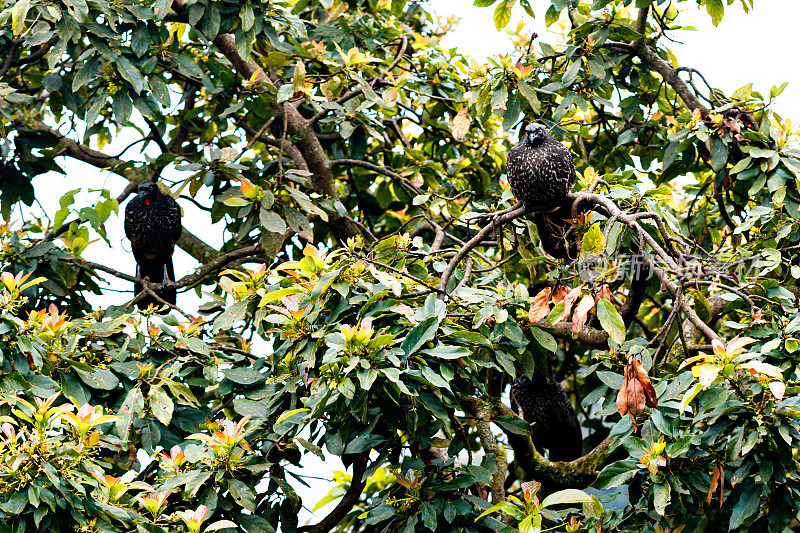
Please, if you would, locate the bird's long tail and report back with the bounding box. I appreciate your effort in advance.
[134,258,177,308]
[534,204,577,260]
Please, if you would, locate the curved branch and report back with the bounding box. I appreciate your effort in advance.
[571,192,719,341]
[67,244,262,291]
[0,40,20,79]
[300,453,369,533]
[330,158,420,195]
[437,204,528,294]
[495,401,613,489]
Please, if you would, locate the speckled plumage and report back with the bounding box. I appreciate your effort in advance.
[124,180,182,308]
[511,373,583,462]
[506,123,576,208]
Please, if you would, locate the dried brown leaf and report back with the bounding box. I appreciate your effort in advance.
[632,358,658,408]
[572,294,594,334]
[552,285,570,304]
[529,287,552,323]
[616,379,628,416]
[596,285,613,303]
[625,363,646,417]
[561,285,583,322]
[707,462,721,506]
[451,108,470,142]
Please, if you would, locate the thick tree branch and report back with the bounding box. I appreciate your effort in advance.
[300,454,369,533]
[208,32,360,242]
[571,192,719,341]
[463,398,507,503]
[437,204,528,294]
[495,401,613,489]
[67,244,262,291]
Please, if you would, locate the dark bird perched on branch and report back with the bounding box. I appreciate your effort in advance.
[124,180,182,309]
[507,123,578,259]
[507,123,576,209]
[511,371,583,462]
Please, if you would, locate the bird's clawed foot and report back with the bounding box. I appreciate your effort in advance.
[162,265,175,287]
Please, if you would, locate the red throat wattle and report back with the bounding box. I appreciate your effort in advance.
[145,198,151,206]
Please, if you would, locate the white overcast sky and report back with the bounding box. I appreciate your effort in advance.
[435,0,800,120]
[16,0,800,524]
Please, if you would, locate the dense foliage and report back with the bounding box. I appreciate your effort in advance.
[2,0,800,532]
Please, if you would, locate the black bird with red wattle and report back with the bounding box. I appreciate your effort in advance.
[124,180,182,309]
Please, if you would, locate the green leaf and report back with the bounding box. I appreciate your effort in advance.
[531,326,558,351]
[421,344,470,359]
[223,367,265,385]
[545,5,559,26]
[706,0,724,26]
[401,316,439,358]
[213,300,249,332]
[493,414,531,435]
[78,368,119,390]
[581,223,605,255]
[150,387,174,426]
[562,59,582,87]
[116,387,144,442]
[653,482,670,516]
[596,299,626,344]
[228,479,257,512]
[12,0,32,36]
[260,209,287,234]
[593,459,638,489]
[541,488,594,507]
[729,484,761,529]
[116,57,146,94]
[447,330,492,348]
[276,408,310,425]
[517,81,541,114]
[204,521,238,532]
[73,56,101,92]
[710,139,729,172]
[223,196,251,207]
[172,53,204,78]
[493,1,511,30]
[473,0,497,6]
[241,3,255,31]
[0,491,27,514]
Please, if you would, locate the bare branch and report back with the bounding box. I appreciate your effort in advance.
[299,454,369,533]
[437,204,528,294]
[67,244,262,292]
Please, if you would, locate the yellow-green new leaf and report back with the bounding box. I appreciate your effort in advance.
[541,488,594,507]
[597,299,626,344]
[275,408,310,425]
[493,1,511,29]
[582,223,605,255]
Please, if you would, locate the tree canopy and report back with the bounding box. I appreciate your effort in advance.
[2,0,800,532]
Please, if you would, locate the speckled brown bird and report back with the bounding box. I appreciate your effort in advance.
[506,123,576,209]
[511,372,583,462]
[124,180,182,309]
